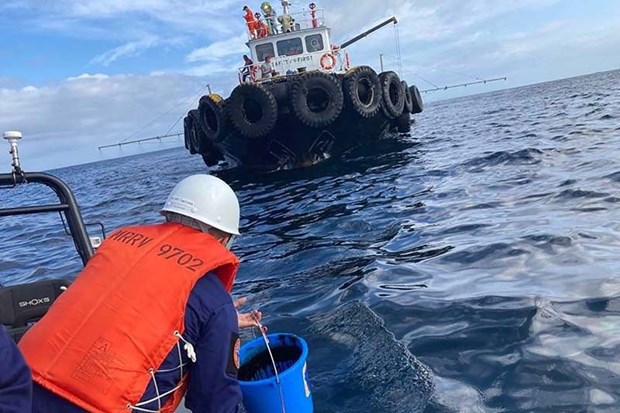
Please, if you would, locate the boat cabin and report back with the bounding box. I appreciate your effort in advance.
[239,2,349,82]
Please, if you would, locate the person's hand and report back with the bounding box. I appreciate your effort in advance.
[234,297,267,332]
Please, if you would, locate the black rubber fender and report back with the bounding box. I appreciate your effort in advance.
[183,115,194,154]
[402,80,413,114]
[395,112,412,133]
[409,85,424,114]
[290,72,344,128]
[266,81,290,107]
[198,93,229,143]
[186,109,206,154]
[343,66,381,118]
[228,83,278,139]
[379,71,405,119]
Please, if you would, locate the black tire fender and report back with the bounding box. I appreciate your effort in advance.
[198,93,229,143]
[409,85,424,114]
[379,71,405,119]
[290,72,344,128]
[402,80,413,114]
[183,115,195,154]
[343,66,381,118]
[228,84,278,139]
[186,109,209,154]
[395,112,411,133]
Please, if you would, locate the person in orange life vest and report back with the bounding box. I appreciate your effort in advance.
[243,5,258,39]
[0,326,32,413]
[18,174,263,413]
[255,13,269,38]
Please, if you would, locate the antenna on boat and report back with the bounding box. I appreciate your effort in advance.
[3,130,24,176]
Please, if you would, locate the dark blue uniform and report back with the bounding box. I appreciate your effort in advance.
[0,325,32,413]
[32,273,242,413]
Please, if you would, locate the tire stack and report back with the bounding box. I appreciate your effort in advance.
[339,66,424,133]
[182,65,426,166]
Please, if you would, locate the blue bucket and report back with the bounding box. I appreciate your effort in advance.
[238,333,313,413]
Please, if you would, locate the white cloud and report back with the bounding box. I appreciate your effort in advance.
[0,73,209,170]
[91,37,162,66]
[186,33,248,63]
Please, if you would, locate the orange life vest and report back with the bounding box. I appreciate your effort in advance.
[18,222,240,413]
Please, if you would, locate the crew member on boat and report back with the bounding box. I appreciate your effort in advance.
[243,5,259,39]
[0,327,32,412]
[18,174,263,413]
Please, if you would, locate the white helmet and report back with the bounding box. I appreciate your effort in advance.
[161,174,240,235]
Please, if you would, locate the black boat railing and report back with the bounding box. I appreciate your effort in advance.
[0,172,94,266]
[1,131,94,266]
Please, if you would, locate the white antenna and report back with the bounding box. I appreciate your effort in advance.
[3,130,23,173]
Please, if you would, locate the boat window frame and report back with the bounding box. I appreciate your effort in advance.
[255,42,276,62]
[275,37,304,57]
[304,33,325,53]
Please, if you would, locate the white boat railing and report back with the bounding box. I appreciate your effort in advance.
[245,8,326,41]
[237,48,350,84]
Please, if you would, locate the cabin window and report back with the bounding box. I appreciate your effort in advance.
[255,43,275,61]
[305,34,324,53]
[276,38,303,57]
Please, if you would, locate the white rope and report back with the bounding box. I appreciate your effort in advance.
[129,404,159,413]
[174,331,197,362]
[394,22,403,78]
[126,331,196,411]
[132,382,185,408]
[150,369,162,411]
[253,315,287,413]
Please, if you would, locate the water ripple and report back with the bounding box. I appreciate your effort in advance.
[2,70,620,411]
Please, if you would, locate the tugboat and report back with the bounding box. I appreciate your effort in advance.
[184,1,424,171]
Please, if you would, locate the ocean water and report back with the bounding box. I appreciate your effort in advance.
[1,69,620,412]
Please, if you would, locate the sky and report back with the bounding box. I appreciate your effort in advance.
[0,0,619,171]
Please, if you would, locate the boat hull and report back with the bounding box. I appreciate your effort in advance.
[188,71,421,172]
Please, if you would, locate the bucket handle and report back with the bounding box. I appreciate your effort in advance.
[253,315,287,413]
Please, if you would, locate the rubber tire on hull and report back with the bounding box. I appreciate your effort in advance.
[202,153,220,167]
[266,81,289,107]
[198,94,229,143]
[402,80,413,114]
[290,72,344,128]
[343,66,381,118]
[186,109,210,154]
[379,71,405,119]
[396,112,411,133]
[409,85,424,114]
[228,83,278,139]
[183,115,195,154]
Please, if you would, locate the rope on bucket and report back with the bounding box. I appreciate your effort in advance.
[253,314,287,413]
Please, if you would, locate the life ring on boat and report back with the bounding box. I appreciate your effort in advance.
[401,80,413,114]
[289,71,344,128]
[198,93,229,143]
[320,53,336,71]
[409,85,424,114]
[228,83,278,139]
[379,71,405,119]
[343,65,381,118]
